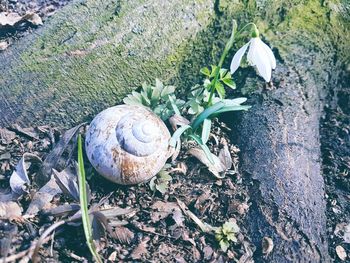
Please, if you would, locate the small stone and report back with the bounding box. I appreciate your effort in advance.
[336,245,347,261]
[108,251,117,261]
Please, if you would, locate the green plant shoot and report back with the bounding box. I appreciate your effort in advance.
[77,134,102,263]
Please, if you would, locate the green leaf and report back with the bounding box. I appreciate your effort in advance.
[168,95,181,116]
[149,177,156,192]
[219,68,228,79]
[160,85,176,99]
[191,101,225,131]
[156,183,168,194]
[222,71,232,80]
[188,134,214,164]
[140,90,151,106]
[169,125,192,147]
[226,233,238,242]
[151,79,163,105]
[155,78,164,91]
[203,79,211,90]
[201,118,211,144]
[123,94,142,105]
[222,78,236,89]
[160,173,172,181]
[210,65,218,78]
[200,67,211,77]
[215,105,251,114]
[142,82,153,98]
[77,135,102,263]
[223,98,247,105]
[219,240,230,252]
[215,82,226,99]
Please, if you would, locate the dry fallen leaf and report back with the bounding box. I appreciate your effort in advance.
[336,245,347,261]
[0,128,16,144]
[262,237,274,255]
[0,12,22,26]
[53,168,79,201]
[176,198,213,233]
[151,201,184,226]
[334,223,350,243]
[218,144,233,170]
[188,147,226,178]
[108,251,117,261]
[131,237,149,260]
[41,123,85,184]
[25,176,62,215]
[169,114,190,131]
[203,246,213,260]
[0,12,42,27]
[113,226,134,244]
[0,201,22,219]
[23,13,43,26]
[9,153,42,196]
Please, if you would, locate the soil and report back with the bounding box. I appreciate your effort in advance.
[321,71,350,262]
[0,120,254,262]
[0,0,71,47]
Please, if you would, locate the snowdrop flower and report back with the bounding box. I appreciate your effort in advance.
[230,37,276,82]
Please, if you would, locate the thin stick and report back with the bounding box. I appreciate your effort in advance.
[31,220,66,263]
[1,235,51,262]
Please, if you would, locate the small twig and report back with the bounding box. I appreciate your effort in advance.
[176,198,214,233]
[68,252,86,262]
[50,230,56,257]
[32,220,66,263]
[1,235,51,262]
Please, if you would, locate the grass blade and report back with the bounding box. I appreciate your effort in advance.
[191,101,225,131]
[77,134,102,263]
[215,105,251,114]
[188,134,214,164]
[201,118,211,144]
[168,95,181,116]
[169,125,192,147]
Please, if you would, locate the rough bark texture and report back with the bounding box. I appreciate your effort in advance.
[1,0,350,262]
[221,0,349,262]
[0,0,214,126]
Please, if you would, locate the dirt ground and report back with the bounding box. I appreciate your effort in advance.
[321,71,350,262]
[0,120,254,262]
[0,0,70,47]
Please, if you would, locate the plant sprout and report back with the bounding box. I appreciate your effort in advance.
[215,221,240,252]
[77,134,102,263]
[124,19,276,170]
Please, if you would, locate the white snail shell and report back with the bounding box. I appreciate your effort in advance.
[85,105,171,185]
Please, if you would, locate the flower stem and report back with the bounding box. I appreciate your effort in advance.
[207,20,237,105]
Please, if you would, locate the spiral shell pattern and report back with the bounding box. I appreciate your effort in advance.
[85,105,171,185]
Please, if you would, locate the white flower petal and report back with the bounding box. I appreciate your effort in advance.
[260,39,276,69]
[246,38,258,66]
[230,42,249,74]
[249,38,271,82]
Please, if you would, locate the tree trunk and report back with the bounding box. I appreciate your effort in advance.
[0,0,214,127]
[1,0,349,262]
[221,0,349,262]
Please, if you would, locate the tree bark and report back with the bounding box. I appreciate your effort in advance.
[0,0,214,127]
[221,0,349,262]
[1,0,350,262]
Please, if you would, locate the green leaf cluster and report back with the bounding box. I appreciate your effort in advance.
[123,79,185,120]
[201,66,236,99]
[215,221,240,252]
[149,165,172,194]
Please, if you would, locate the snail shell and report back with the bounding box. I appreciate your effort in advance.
[85,105,171,185]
